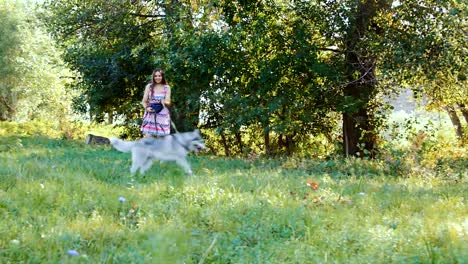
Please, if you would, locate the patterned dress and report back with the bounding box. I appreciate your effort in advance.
[140,85,171,136]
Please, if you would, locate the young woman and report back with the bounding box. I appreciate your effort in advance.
[140,68,172,137]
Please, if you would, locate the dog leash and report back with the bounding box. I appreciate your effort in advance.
[153,108,179,134]
[170,120,179,133]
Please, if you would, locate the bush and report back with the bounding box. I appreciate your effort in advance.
[0,120,126,141]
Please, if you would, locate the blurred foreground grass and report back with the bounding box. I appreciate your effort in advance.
[0,121,466,263]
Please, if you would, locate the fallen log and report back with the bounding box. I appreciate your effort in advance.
[85,134,110,145]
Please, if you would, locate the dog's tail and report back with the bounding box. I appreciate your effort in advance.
[109,138,135,153]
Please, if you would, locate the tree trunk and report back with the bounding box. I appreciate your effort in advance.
[171,103,199,133]
[172,108,187,133]
[458,104,468,124]
[94,111,105,123]
[264,129,271,156]
[0,95,16,121]
[278,134,285,150]
[235,132,243,154]
[342,50,377,157]
[164,1,203,133]
[342,106,376,157]
[107,111,113,124]
[220,131,231,157]
[341,0,386,158]
[343,112,360,156]
[285,134,294,156]
[445,106,463,140]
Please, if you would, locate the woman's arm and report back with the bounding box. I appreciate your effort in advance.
[141,85,150,108]
[164,85,171,107]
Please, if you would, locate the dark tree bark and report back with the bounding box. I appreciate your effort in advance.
[285,134,294,156]
[342,56,377,158]
[163,0,203,133]
[220,131,231,157]
[458,104,468,124]
[445,106,464,140]
[342,101,377,157]
[235,132,243,154]
[341,0,387,158]
[107,111,113,124]
[171,106,188,132]
[264,129,271,156]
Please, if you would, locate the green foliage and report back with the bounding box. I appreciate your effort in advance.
[0,0,75,122]
[381,113,467,178]
[41,0,341,153]
[40,0,466,156]
[0,128,466,262]
[0,120,127,141]
[0,1,24,120]
[202,126,339,158]
[381,0,468,109]
[40,0,163,122]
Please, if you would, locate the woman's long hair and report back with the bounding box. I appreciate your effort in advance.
[149,68,167,89]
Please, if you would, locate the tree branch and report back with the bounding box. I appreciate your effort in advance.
[317,47,342,53]
[128,13,165,19]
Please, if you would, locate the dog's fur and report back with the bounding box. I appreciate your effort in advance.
[109,130,206,175]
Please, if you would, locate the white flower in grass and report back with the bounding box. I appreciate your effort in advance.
[67,250,79,256]
[10,239,20,245]
[359,192,365,195]
[369,225,395,242]
[118,196,126,202]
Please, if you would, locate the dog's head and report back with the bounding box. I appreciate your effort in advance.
[108,137,134,153]
[187,129,206,152]
[191,139,206,152]
[109,137,119,145]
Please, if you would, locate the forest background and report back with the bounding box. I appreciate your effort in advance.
[1,1,467,263]
[1,0,466,157]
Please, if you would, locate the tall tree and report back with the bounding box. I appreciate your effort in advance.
[385,0,467,142]
[200,0,338,155]
[42,0,465,154]
[340,0,391,157]
[0,1,73,122]
[42,0,164,123]
[295,0,466,156]
[0,1,24,120]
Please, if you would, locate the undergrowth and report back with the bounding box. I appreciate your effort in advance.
[0,121,466,263]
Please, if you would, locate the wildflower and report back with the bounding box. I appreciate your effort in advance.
[118,196,126,202]
[359,192,366,196]
[305,180,319,191]
[67,250,79,256]
[132,202,138,209]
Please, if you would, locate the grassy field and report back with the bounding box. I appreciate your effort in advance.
[0,132,467,263]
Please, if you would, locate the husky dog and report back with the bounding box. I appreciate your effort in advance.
[109,130,206,175]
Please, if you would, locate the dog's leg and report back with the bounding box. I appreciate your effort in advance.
[175,158,193,176]
[130,149,144,175]
[139,158,153,174]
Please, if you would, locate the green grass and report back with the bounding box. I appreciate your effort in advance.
[0,135,466,263]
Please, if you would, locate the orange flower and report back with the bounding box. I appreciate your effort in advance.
[132,202,138,209]
[305,180,319,191]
